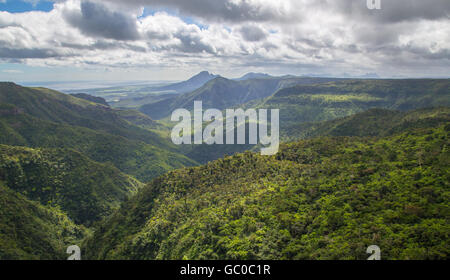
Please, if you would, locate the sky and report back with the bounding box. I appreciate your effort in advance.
[0,0,449,83]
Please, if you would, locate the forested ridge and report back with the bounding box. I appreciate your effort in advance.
[84,120,449,260]
[0,145,143,225]
[0,182,85,260]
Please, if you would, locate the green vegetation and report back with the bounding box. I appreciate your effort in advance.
[70,93,109,106]
[283,107,450,141]
[0,182,86,260]
[0,145,142,225]
[0,82,199,259]
[0,83,173,147]
[84,117,449,260]
[0,80,449,260]
[0,83,197,181]
[115,109,169,133]
[257,79,450,130]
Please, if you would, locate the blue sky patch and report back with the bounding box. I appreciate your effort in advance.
[0,0,54,13]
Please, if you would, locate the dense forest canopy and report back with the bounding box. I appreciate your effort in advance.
[84,117,449,260]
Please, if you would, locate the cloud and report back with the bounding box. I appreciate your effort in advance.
[0,0,448,78]
[100,0,292,23]
[99,0,450,24]
[63,1,140,41]
[139,12,219,54]
[325,0,450,23]
[240,25,267,42]
[0,47,64,58]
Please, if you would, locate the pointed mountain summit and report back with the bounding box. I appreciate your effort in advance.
[155,71,219,94]
[189,71,218,83]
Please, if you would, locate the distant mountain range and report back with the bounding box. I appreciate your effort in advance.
[139,76,341,119]
[151,71,219,94]
[77,71,386,110]
[139,75,449,122]
[142,77,449,164]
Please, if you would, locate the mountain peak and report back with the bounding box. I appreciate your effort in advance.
[197,70,212,76]
[188,71,217,82]
[154,71,218,94]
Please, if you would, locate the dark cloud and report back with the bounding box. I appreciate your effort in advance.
[170,30,215,54]
[369,44,450,61]
[145,30,171,41]
[240,25,267,42]
[101,0,450,24]
[60,40,147,52]
[0,47,63,59]
[374,0,450,23]
[352,23,410,46]
[103,0,284,22]
[328,0,450,23]
[64,1,140,41]
[144,31,215,54]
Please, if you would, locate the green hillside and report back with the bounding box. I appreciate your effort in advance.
[0,145,143,225]
[114,109,169,132]
[283,107,450,141]
[0,83,172,148]
[0,82,199,260]
[70,93,109,106]
[0,83,197,181]
[257,79,450,129]
[83,120,450,260]
[0,182,86,260]
[177,107,450,164]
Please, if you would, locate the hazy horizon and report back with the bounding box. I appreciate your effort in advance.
[4,71,450,92]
